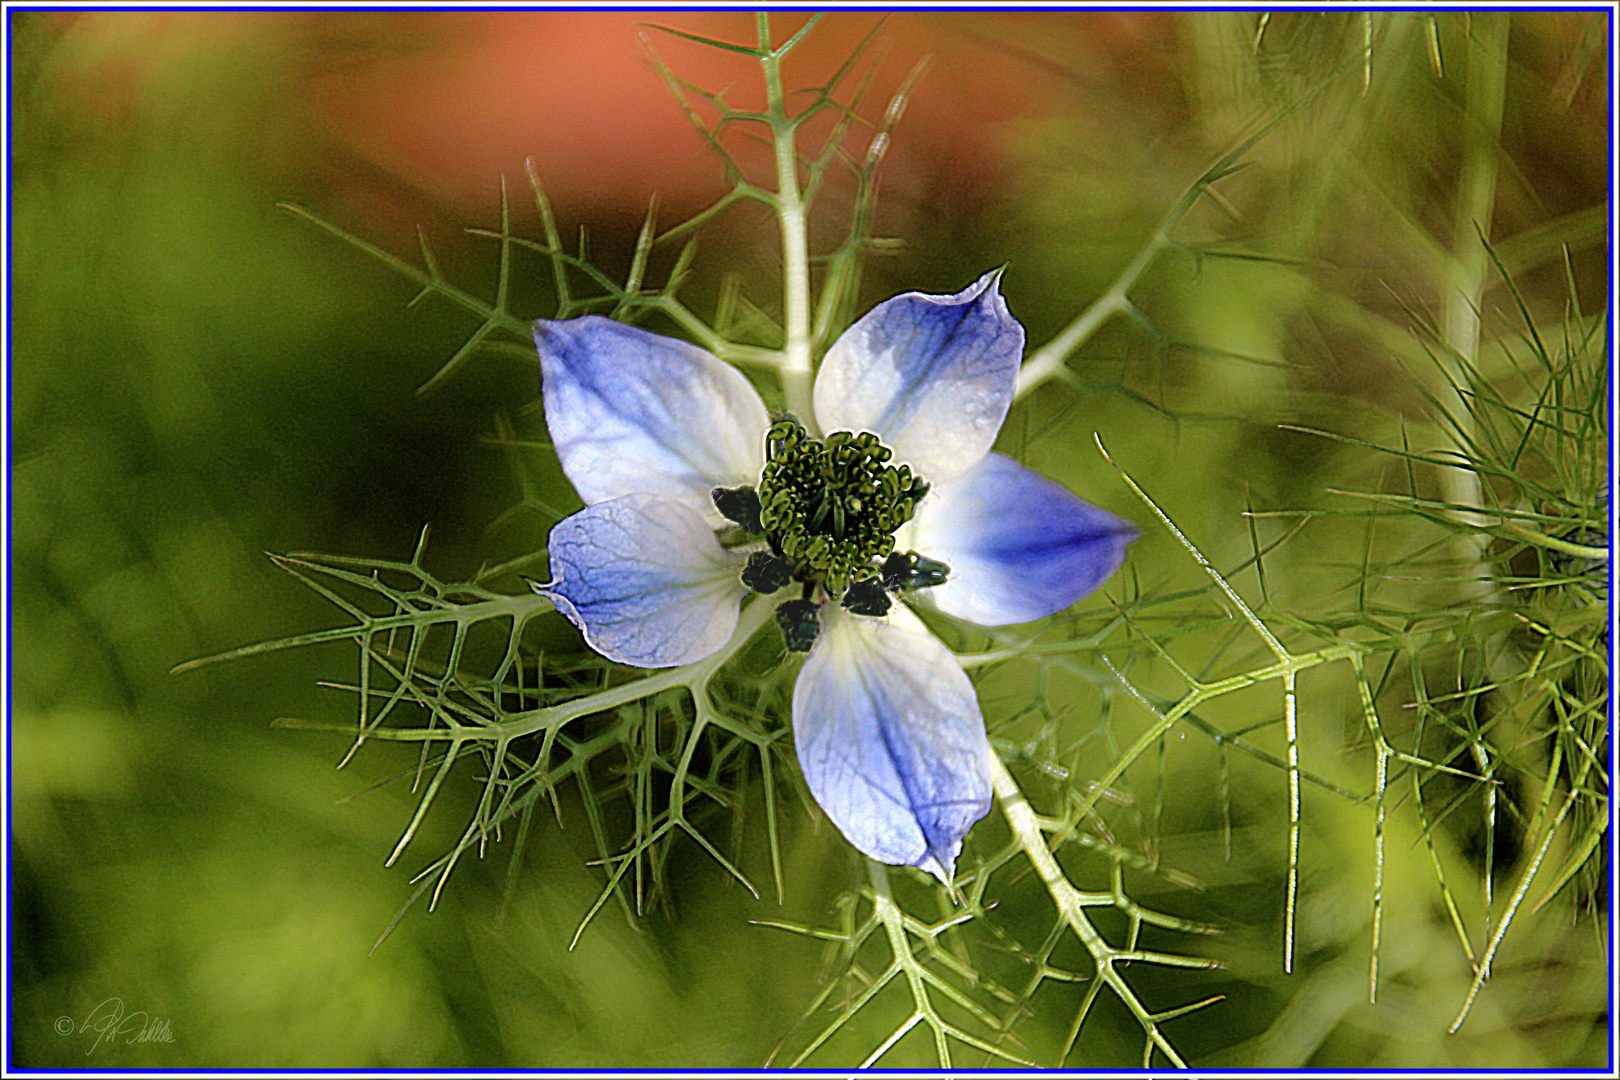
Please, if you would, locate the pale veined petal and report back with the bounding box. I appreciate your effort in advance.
[811,270,1023,484]
[907,452,1136,626]
[792,604,992,883]
[535,316,770,514]
[534,495,747,667]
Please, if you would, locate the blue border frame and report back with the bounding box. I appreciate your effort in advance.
[1,3,1614,1077]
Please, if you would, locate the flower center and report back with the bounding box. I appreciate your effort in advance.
[756,417,929,596]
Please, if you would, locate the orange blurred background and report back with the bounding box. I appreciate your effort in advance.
[45,10,1181,248]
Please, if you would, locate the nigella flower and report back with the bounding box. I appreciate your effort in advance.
[532,272,1136,883]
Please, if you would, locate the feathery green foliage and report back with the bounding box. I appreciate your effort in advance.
[185,12,1607,1067]
[16,10,1601,1070]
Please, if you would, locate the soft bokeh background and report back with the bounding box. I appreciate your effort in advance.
[11,9,1609,1069]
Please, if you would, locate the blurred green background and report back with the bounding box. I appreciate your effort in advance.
[11,10,1609,1069]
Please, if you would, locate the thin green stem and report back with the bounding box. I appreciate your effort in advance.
[1500,521,1609,560]
[329,596,781,746]
[1282,668,1300,973]
[990,754,1196,1068]
[1012,60,1348,401]
[867,862,949,1066]
[1438,14,1510,570]
[760,20,816,428]
[1014,234,1167,400]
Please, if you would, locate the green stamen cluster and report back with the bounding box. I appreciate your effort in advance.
[757,417,927,596]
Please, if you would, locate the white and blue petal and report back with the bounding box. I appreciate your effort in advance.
[792,604,992,883]
[535,316,770,514]
[535,494,748,667]
[904,452,1136,626]
[812,270,1024,484]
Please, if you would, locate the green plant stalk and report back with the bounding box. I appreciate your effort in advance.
[301,594,785,748]
[865,861,957,1067]
[989,755,1193,1068]
[1012,59,1349,402]
[1097,433,1312,973]
[1434,16,1552,1021]
[1439,14,1510,573]
[760,17,816,429]
[1013,234,1166,400]
[1449,732,1595,1033]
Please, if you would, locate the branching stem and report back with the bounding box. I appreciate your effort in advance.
[990,754,1193,1068]
[337,596,782,747]
[1014,233,1168,401]
[760,18,817,427]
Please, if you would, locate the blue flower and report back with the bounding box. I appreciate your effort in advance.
[532,272,1136,883]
